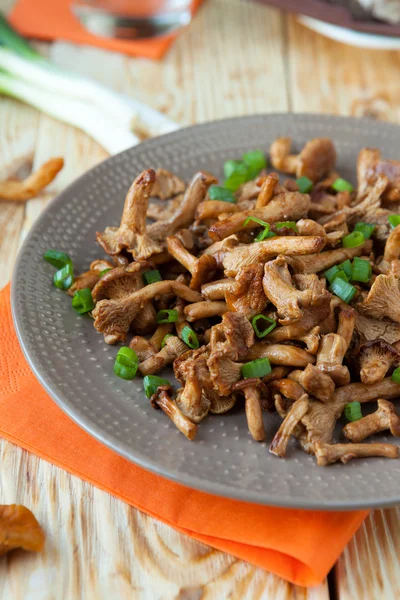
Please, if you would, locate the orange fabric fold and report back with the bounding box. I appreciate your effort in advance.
[0,283,367,587]
[10,0,203,59]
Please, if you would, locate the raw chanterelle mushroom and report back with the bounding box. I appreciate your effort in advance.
[54,135,400,466]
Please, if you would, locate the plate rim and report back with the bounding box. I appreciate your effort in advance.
[12,112,400,510]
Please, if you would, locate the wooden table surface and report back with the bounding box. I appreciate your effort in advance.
[1,0,400,598]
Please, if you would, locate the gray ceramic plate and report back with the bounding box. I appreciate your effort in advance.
[12,114,400,510]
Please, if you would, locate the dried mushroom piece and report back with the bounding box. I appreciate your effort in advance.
[343,399,400,443]
[0,505,45,556]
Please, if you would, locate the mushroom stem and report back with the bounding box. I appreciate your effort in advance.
[270,394,310,457]
[255,173,279,208]
[167,236,217,289]
[314,442,399,466]
[333,378,400,406]
[139,336,188,376]
[243,386,266,441]
[337,308,355,347]
[184,301,228,322]
[294,240,373,274]
[151,387,198,441]
[245,343,315,367]
[343,399,400,442]
[167,236,197,272]
[201,279,234,300]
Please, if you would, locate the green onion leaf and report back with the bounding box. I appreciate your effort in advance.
[388,214,400,229]
[251,315,276,338]
[342,231,364,248]
[329,277,357,304]
[275,221,298,232]
[143,270,162,285]
[392,367,400,383]
[241,357,272,379]
[54,263,74,290]
[100,268,111,277]
[44,249,72,269]
[332,178,354,193]
[324,265,341,284]
[113,346,138,380]
[351,257,372,283]
[339,259,353,280]
[296,176,313,193]
[72,287,94,314]
[344,402,362,422]
[224,171,248,192]
[161,334,173,349]
[156,309,179,324]
[254,227,272,242]
[208,185,236,203]
[143,375,170,398]
[354,222,375,240]
[243,216,270,228]
[181,326,200,349]
[242,150,267,174]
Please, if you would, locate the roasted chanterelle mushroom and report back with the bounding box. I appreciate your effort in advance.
[44,138,400,466]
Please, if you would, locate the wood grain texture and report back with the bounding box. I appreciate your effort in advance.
[0,1,329,598]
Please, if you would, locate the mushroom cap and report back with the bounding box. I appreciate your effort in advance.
[377,399,400,437]
[190,254,217,290]
[91,262,149,302]
[209,394,236,414]
[151,168,186,200]
[90,259,114,272]
[297,138,337,182]
[358,271,400,323]
[355,339,400,385]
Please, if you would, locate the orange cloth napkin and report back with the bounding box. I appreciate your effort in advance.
[0,282,368,587]
[10,0,203,59]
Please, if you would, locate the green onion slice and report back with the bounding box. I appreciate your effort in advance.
[208,185,236,203]
[391,367,400,384]
[143,375,170,398]
[344,402,362,422]
[100,268,111,277]
[224,160,248,179]
[44,249,72,269]
[242,150,267,173]
[181,326,200,349]
[324,265,342,284]
[72,287,95,314]
[224,171,248,192]
[161,334,173,349]
[241,357,272,379]
[329,277,357,304]
[143,270,162,285]
[54,263,73,290]
[254,227,272,242]
[113,346,138,380]
[351,257,372,283]
[275,221,298,232]
[342,231,364,248]
[332,178,354,193]
[156,309,179,324]
[296,176,313,193]
[339,259,353,280]
[354,222,375,240]
[251,315,276,338]
[388,214,400,229]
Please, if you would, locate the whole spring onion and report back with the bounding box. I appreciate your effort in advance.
[113,347,138,380]
[330,277,357,304]
[208,185,236,203]
[72,288,95,314]
[54,263,74,290]
[342,231,364,248]
[156,309,179,324]
[143,270,162,285]
[388,214,400,228]
[344,402,362,422]
[332,178,354,193]
[296,176,313,193]
[43,249,72,269]
[241,357,272,379]
[251,315,276,338]
[392,367,400,384]
[354,222,375,240]
[275,221,298,232]
[351,257,372,283]
[180,325,200,349]
[143,375,170,398]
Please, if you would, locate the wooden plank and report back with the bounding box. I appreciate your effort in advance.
[0,2,330,598]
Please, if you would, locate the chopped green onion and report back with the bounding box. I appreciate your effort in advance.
[342,231,364,248]
[330,277,357,304]
[156,309,179,324]
[388,214,400,229]
[224,171,248,192]
[54,263,74,290]
[392,367,400,383]
[243,216,270,228]
[161,334,173,348]
[100,268,111,277]
[181,326,200,349]
[331,270,348,284]
[265,230,277,238]
[351,257,372,283]
[339,259,353,280]
[275,221,298,232]
[344,402,362,422]
[332,178,354,193]
[113,346,138,380]
[224,160,248,179]
[296,176,313,193]
[241,357,272,379]
[208,185,236,203]
[143,375,170,398]
[72,288,95,314]
[324,265,342,284]
[143,270,162,285]
[254,227,271,242]
[44,249,72,269]
[354,222,375,240]
[251,315,276,338]
[242,149,267,175]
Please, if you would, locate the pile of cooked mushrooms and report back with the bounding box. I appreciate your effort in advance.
[46,137,400,466]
